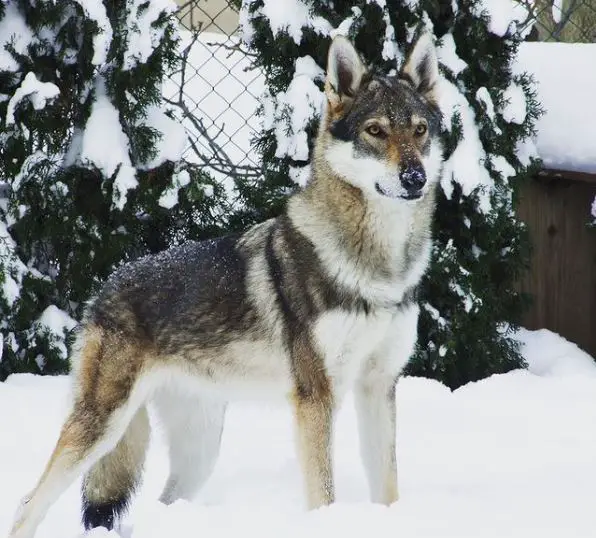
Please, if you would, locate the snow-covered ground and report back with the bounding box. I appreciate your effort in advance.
[1,328,595,538]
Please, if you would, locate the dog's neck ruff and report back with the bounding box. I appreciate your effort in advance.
[286,178,430,311]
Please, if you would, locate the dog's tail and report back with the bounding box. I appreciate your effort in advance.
[81,404,150,530]
[66,323,152,531]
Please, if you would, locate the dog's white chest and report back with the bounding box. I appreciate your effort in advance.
[313,308,394,392]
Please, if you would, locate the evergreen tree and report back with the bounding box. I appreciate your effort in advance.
[239,0,542,389]
[0,0,223,379]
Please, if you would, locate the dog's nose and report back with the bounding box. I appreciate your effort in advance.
[399,165,426,192]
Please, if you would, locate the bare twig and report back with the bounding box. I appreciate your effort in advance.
[216,39,260,60]
[176,31,202,105]
[165,93,261,180]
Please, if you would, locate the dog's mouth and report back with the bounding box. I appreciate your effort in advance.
[375,182,423,200]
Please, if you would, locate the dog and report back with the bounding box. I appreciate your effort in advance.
[8,31,443,538]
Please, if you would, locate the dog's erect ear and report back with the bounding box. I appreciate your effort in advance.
[400,32,439,104]
[325,36,366,111]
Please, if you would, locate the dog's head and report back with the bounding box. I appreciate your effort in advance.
[318,33,443,202]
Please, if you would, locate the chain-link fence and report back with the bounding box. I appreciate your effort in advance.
[523,0,596,42]
[166,0,595,185]
[164,0,264,191]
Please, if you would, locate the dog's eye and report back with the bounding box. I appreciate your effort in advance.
[365,124,386,138]
[414,123,427,137]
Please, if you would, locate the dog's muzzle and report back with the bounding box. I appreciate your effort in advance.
[375,165,426,200]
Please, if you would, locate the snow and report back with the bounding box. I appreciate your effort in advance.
[289,164,311,187]
[240,0,333,45]
[238,1,255,45]
[124,0,177,70]
[552,0,563,24]
[475,87,500,134]
[516,327,596,378]
[438,78,493,212]
[472,0,534,38]
[0,268,20,308]
[11,151,54,192]
[37,306,77,359]
[71,0,112,65]
[37,305,77,337]
[0,2,34,72]
[380,7,400,63]
[1,274,20,308]
[515,137,539,167]
[0,220,28,307]
[262,56,325,162]
[490,154,516,181]
[258,0,332,44]
[158,169,191,209]
[80,77,138,210]
[1,328,595,538]
[138,106,187,171]
[294,55,324,82]
[514,41,596,174]
[330,7,362,39]
[5,72,60,126]
[437,33,467,76]
[500,82,527,124]
[202,184,214,197]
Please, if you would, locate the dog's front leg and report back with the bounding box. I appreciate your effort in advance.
[291,336,335,510]
[293,392,334,509]
[354,373,399,505]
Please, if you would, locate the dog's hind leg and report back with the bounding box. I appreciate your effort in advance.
[153,390,226,505]
[8,327,151,538]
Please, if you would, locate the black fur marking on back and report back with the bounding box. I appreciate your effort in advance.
[87,232,257,352]
[81,493,130,531]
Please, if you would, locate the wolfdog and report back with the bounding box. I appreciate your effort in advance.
[9,32,443,538]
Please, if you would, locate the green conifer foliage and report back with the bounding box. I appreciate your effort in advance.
[0,0,189,378]
[239,0,542,389]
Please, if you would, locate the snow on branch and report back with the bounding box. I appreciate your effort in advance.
[5,73,60,126]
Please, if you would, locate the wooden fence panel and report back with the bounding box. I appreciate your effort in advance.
[516,174,596,357]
